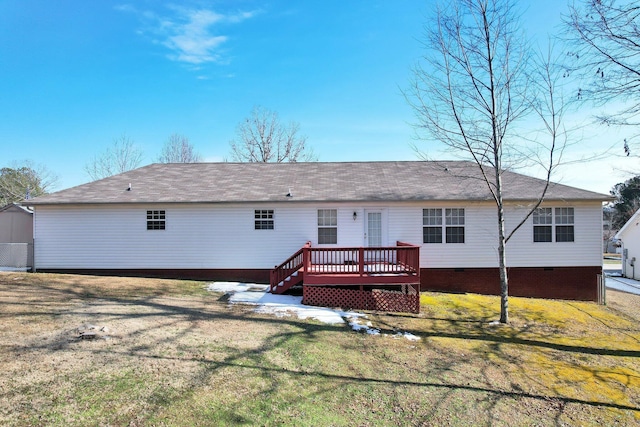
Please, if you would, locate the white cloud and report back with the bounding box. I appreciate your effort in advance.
[118,5,258,65]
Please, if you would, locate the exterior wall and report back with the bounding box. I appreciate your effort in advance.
[0,206,33,243]
[33,200,604,296]
[34,203,374,271]
[421,266,601,301]
[618,212,640,280]
[384,200,602,269]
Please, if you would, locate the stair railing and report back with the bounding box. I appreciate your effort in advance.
[270,242,311,292]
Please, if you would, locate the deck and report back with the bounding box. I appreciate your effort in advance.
[270,242,420,313]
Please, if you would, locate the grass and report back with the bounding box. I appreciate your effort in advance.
[0,272,639,426]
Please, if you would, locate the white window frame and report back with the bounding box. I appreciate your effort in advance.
[533,207,574,243]
[422,208,465,244]
[146,210,166,230]
[317,209,337,244]
[533,207,553,242]
[254,209,275,230]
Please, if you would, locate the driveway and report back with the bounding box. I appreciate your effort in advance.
[604,262,640,296]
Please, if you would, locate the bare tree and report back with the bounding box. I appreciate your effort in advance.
[406,0,567,323]
[157,134,202,163]
[229,106,316,162]
[0,161,58,206]
[85,135,144,180]
[565,0,640,159]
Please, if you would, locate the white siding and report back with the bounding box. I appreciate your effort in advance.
[384,200,602,268]
[502,202,603,267]
[617,213,640,280]
[33,200,603,270]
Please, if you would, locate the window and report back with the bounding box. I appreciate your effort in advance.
[445,208,465,243]
[533,207,574,242]
[423,209,442,243]
[555,207,574,242]
[255,209,274,230]
[423,208,465,244]
[318,209,337,244]
[147,210,165,230]
[533,208,552,242]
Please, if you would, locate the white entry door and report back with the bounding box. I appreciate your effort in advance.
[366,211,383,247]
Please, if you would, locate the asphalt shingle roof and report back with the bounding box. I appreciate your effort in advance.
[25,161,611,205]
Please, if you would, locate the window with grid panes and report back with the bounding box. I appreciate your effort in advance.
[532,207,574,242]
[533,208,552,242]
[422,208,465,243]
[422,208,443,243]
[555,207,574,242]
[146,210,165,230]
[254,209,274,230]
[445,208,465,243]
[317,209,337,244]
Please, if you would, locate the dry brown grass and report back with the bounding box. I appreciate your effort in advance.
[0,272,639,426]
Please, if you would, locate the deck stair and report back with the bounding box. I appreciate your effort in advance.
[270,241,421,313]
[270,242,309,294]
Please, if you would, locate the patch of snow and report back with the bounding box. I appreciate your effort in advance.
[207,282,269,293]
[344,314,381,335]
[207,282,420,340]
[229,287,346,325]
[402,332,420,341]
[488,320,501,326]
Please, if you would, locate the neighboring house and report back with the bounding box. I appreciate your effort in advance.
[615,209,640,280]
[25,161,610,301]
[0,203,33,243]
[0,203,34,270]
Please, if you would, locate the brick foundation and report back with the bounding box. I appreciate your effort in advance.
[420,266,602,301]
[36,268,271,283]
[37,266,602,302]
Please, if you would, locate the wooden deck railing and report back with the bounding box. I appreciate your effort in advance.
[306,242,419,276]
[270,241,310,292]
[271,241,420,291]
[271,241,421,312]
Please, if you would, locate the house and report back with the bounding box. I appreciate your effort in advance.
[0,203,34,270]
[25,161,609,302]
[615,209,640,280]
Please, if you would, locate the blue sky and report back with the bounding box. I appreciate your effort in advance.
[0,0,635,194]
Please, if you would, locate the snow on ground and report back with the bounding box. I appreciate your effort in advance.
[207,282,420,340]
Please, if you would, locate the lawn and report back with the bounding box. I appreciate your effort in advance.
[0,272,639,426]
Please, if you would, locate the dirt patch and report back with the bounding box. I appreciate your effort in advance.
[607,288,640,321]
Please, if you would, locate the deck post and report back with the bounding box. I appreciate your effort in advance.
[303,245,310,274]
[358,247,365,277]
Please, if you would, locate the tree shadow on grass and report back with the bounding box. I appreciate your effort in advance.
[2,272,640,425]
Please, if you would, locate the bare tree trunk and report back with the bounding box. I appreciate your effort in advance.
[406,0,566,324]
[497,196,509,324]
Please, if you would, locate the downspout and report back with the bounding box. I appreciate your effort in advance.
[31,207,36,273]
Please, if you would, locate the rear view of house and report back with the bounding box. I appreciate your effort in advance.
[25,161,609,301]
